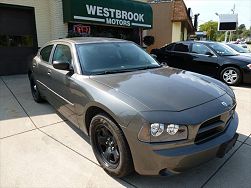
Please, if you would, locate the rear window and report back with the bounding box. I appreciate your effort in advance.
[165,43,174,51]
[173,43,189,52]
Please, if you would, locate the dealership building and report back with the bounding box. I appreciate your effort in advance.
[0,0,152,75]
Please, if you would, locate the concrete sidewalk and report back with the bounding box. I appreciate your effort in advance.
[0,75,250,188]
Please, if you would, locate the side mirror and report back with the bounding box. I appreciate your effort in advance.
[53,60,70,71]
[205,52,214,56]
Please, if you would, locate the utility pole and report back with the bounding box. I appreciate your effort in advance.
[229,4,235,42]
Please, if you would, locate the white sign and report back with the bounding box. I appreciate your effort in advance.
[218,14,238,31]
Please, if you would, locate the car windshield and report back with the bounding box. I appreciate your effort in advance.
[208,43,238,56]
[76,42,161,75]
[227,44,249,53]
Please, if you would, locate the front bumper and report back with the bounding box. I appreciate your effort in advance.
[126,112,238,176]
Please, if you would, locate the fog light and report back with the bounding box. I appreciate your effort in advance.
[151,123,164,137]
[247,64,251,69]
[167,124,179,135]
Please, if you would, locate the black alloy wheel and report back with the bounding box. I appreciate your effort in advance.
[90,114,134,177]
[95,125,120,168]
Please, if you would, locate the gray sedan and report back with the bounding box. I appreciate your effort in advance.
[29,38,238,177]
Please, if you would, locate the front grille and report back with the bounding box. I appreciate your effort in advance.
[195,108,235,144]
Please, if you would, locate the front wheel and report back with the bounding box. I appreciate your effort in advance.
[29,75,44,103]
[90,114,134,177]
[220,67,242,86]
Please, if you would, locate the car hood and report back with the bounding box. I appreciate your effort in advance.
[91,67,226,111]
[240,53,251,57]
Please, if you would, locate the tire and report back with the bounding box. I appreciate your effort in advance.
[220,67,242,86]
[29,74,44,103]
[90,113,134,177]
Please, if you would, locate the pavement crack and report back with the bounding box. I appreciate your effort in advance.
[1,76,137,188]
[0,128,37,140]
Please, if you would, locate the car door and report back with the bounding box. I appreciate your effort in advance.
[35,44,54,97]
[171,43,192,70]
[155,43,175,66]
[48,43,78,125]
[190,43,220,77]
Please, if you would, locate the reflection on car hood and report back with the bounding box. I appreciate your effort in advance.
[91,67,226,111]
[239,53,251,57]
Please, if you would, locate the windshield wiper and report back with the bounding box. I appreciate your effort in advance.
[93,69,136,75]
[222,54,238,56]
[92,65,161,75]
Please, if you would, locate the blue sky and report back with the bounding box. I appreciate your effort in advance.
[184,0,251,28]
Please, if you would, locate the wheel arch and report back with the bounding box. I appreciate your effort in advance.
[218,64,243,78]
[83,102,128,136]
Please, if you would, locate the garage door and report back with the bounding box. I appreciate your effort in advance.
[0,3,38,75]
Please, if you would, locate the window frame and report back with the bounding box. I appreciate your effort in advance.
[163,43,175,52]
[191,43,216,56]
[39,44,54,64]
[173,43,190,53]
[52,44,73,64]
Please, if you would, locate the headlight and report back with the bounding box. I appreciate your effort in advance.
[247,64,251,70]
[151,123,165,137]
[138,123,188,143]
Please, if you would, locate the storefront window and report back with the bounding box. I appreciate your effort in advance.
[68,23,141,45]
[0,35,33,47]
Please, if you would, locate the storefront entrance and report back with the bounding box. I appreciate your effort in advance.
[62,0,152,45]
[0,4,38,75]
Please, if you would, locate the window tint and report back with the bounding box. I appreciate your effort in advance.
[165,43,174,51]
[208,43,237,56]
[76,42,160,75]
[40,45,53,62]
[173,43,189,52]
[53,44,72,63]
[191,43,212,55]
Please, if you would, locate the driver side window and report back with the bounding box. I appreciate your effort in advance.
[53,44,72,63]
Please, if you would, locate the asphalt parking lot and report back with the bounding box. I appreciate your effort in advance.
[0,75,250,188]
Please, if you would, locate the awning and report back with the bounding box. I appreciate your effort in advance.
[62,0,153,29]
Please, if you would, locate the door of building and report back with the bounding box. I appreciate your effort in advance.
[0,4,38,75]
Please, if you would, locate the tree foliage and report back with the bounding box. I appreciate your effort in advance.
[199,21,219,41]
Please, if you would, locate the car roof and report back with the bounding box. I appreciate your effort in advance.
[172,41,220,45]
[49,37,129,45]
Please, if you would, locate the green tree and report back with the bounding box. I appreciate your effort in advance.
[199,21,219,41]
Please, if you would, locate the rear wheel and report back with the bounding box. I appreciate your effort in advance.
[220,67,242,86]
[29,75,44,103]
[90,114,134,177]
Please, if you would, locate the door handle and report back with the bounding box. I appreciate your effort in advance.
[47,69,52,75]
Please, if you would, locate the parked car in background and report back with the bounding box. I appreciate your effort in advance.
[226,43,251,57]
[29,37,238,177]
[151,41,251,86]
